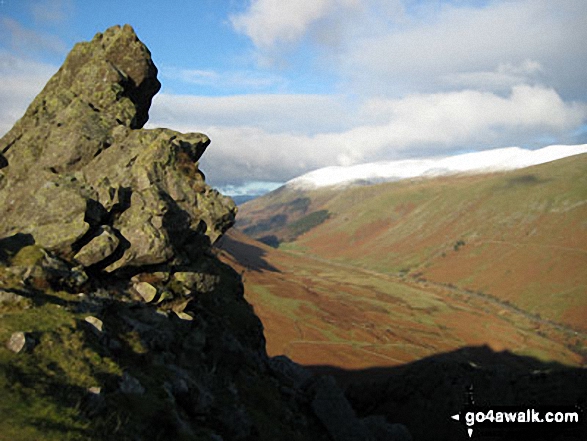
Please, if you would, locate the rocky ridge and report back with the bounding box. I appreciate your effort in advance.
[0,25,409,440]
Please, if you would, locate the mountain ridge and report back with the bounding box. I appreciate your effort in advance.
[285,144,587,190]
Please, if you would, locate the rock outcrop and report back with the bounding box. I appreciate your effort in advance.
[0,24,234,271]
[0,25,408,440]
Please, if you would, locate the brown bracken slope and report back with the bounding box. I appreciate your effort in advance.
[216,229,585,370]
[236,154,587,337]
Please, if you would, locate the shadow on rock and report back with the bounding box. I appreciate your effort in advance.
[0,233,35,262]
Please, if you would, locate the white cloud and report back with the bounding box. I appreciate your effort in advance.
[0,51,57,135]
[441,60,544,93]
[150,86,586,187]
[148,92,359,135]
[160,66,287,92]
[341,0,587,99]
[230,0,397,66]
[230,0,341,50]
[353,85,586,151]
[0,17,67,55]
[30,0,74,25]
[232,0,587,99]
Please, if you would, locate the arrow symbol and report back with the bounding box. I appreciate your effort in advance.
[451,414,460,421]
[468,428,473,438]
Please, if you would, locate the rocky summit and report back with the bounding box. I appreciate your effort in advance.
[0,25,410,440]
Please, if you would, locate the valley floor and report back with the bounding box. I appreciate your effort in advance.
[216,230,585,370]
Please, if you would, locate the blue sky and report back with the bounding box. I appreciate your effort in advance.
[1,0,586,196]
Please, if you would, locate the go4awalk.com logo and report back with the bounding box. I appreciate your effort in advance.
[450,387,584,438]
[451,406,583,438]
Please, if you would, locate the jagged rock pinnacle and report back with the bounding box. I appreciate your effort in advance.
[0,24,236,270]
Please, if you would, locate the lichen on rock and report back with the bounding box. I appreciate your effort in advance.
[0,24,236,271]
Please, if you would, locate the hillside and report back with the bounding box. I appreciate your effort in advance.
[217,229,584,368]
[237,154,587,333]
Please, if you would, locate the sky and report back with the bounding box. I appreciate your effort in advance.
[1,0,586,196]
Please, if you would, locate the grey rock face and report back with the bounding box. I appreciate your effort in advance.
[74,226,120,267]
[0,289,27,305]
[133,281,158,303]
[84,316,104,335]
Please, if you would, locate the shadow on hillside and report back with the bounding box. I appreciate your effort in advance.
[215,234,280,273]
[1,268,258,440]
[307,345,587,441]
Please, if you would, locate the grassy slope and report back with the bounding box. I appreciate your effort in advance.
[238,154,587,332]
[216,230,585,370]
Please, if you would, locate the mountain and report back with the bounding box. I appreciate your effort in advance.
[231,194,260,205]
[0,25,403,441]
[228,152,587,440]
[286,144,587,189]
[237,153,587,334]
[3,23,584,441]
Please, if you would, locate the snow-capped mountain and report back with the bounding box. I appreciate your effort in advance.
[286,144,587,189]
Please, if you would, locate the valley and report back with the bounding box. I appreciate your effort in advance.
[216,229,585,370]
[222,154,587,370]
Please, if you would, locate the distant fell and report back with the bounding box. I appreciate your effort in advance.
[286,144,587,189]
[237,153,587,332]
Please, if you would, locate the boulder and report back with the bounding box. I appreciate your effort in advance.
[74,225,120,267]
[84,316,104,335]
[133,281,158,303]
[119,372,145,395]
[0,24,159,178]
[6,331,30,353]
[0,289,27,305]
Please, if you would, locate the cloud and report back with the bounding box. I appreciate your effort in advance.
[230,0,340,50]
[0,17,67,55]
[441,60,544,93]
[349,86,586,154]
[0,51,57,135]
[148,92,359,135]
[341,0,587,99]
[149,86,586,187]
[230,0,406,50]
[30,0,74,25]
[232,0,587,100]
[160,66,287,92]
